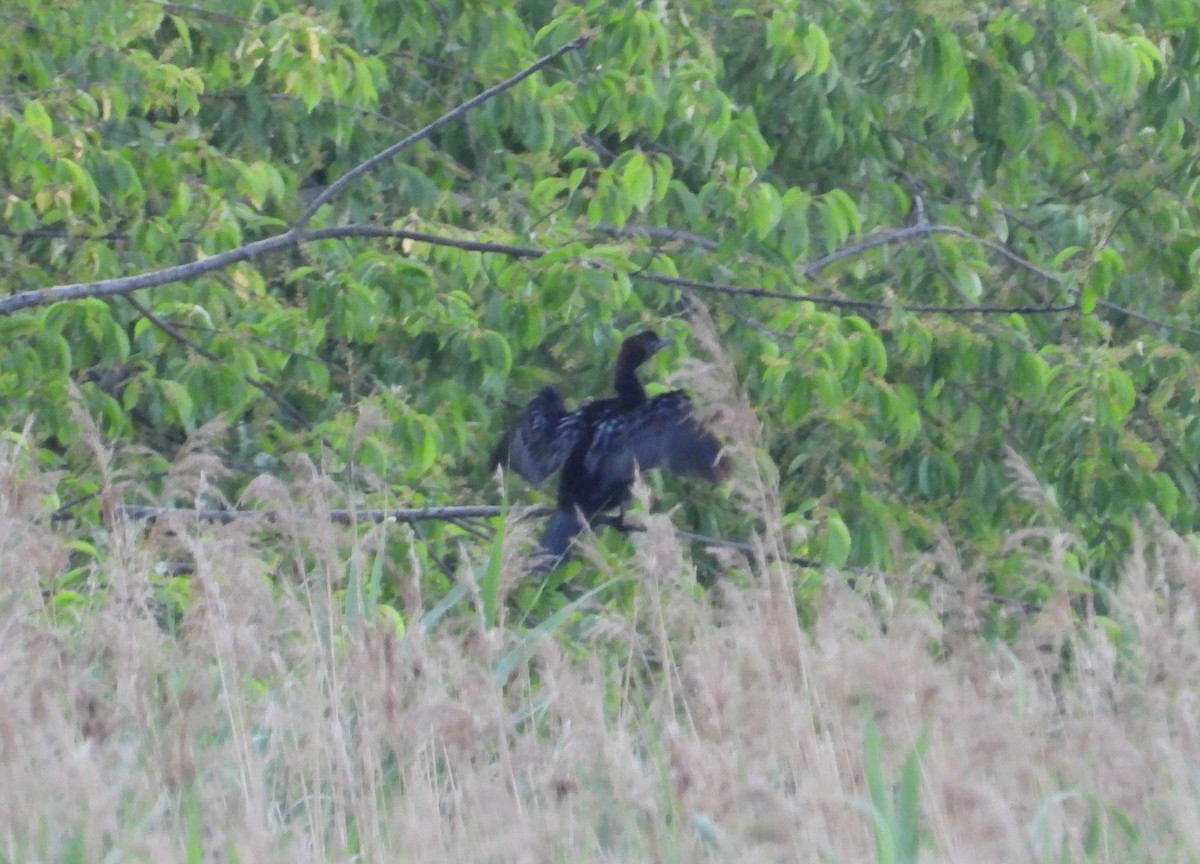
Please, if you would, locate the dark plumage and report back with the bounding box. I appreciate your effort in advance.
[493,330,726,569]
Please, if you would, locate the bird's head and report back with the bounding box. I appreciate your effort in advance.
[617,330,675,371]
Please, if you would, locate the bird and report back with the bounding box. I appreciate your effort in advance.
[492,329,727,569]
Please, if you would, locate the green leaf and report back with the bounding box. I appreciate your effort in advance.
[1084,247,1124,311]
[896,729,927,863]
[158,380,196,433]
[818,188,860,246]
[887,385,921,445]
[1016,352,1050,401]
[951,261,982,300]
[1052,245,1083,267]
[779,187,811,261]
[621,151,654,211]
[1102,368,1135,423]
[821,513,851,566]
[492,580,617,685]
[749,183,783,239]
[1079,281,1097,315]
[23,100,53,137]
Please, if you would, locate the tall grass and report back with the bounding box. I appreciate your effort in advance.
[3,400,1200,863]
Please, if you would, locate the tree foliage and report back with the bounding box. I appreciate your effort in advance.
[3,0,1200,615]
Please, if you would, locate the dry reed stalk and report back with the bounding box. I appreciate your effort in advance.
[1,410,1199,862]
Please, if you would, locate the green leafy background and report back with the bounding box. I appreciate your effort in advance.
[3,0,1199,619]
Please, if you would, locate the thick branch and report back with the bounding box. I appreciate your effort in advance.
[0,215,1085,321]
[117,503,546,525]
[114,503,1048,609]
[10,212,1186,337]
[0,218,1079,318]
[0,231,296,314]
[0,225,542,316]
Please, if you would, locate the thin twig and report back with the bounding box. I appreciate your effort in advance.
[0,227,129,242]
[594,223,719,251]
[330,224,544,257]
[649,272,1075,315]
[122,294,307,427]
[155,1,251,26]
[1096,299,1200,340]
[672,528,819,567]
[803,222,1066,285]
[271,223,1085,316]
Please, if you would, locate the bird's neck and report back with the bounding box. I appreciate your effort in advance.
[613,363,648,408]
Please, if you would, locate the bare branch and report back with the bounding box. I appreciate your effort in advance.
[0,226,128,242]
[594,223,719,251]
[116,503,546,525]
[802,222,1066,285]
[324,224,543,258]
[292,35,589,231]
[644,272,1076,316]
[0,35,586,316]
[0,231,298,315]
[114,502,821,566]
[0,224,542,316]
[16,212,1196,340]
[389,220,1075,315]
[319,224,1076,316]
[0,218,1077,318]
[1096,298,1200,339]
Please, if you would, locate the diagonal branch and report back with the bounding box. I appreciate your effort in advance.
[0,35,586,317]
[1096,298,1200,339]
[292,35,589,231]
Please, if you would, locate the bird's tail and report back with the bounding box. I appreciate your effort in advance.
[532,508,583,571]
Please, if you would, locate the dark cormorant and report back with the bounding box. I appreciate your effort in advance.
[493,330,726,568]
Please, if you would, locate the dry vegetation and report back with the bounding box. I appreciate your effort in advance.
[3,388,1200,863]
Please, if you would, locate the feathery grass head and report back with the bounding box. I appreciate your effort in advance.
[3,412,1199,863]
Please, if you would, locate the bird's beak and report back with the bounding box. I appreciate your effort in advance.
[649,336,675,356]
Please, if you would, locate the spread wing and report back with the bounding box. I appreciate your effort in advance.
[492,386,583,486]
[584,391,726,488]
